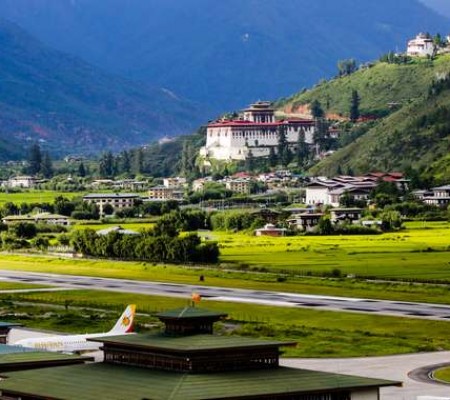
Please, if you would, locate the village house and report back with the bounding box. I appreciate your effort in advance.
[4,175,38,189]
[255,223,287,237]
[224,178,252,195]
[423,184,450,207]
[200,101,315,161]
[147,185,184,201]
[163,177,187,189]
[287,211,324,232]
[83,193,140,215]
[330,208,363,224]
[407,33,435,57]
[2,213,71,226]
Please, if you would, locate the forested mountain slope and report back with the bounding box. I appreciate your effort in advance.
[1,0,448,113]
[0,20,201,160]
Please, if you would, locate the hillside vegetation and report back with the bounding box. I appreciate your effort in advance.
[278,55,450,182]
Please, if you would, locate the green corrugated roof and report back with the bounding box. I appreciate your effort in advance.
[0,344,87,368]
[0,322,21,328]
[0,363,400,400]
[90,333,294,351]
[156,306,227,319]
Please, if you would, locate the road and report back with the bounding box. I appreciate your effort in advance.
[282,352,450,400]
[1,270,450,320]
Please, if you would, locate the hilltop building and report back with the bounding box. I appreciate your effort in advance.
[200,101,315,161]
[0,306,400,399]
[407,33,435,57]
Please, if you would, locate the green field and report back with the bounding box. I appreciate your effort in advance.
[433,366,450,383]
[218,221,450,281]
[2,289,450,358]
[0,191,81,205]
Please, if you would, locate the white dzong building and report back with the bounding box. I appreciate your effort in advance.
[407,33,435,57]
[200,101,315,161]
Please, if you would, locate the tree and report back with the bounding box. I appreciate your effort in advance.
[310,99,324,118]
[296,129,309,169]
[78,162,86,177]
[99,151,114,177]
[337,59,357,77]
[268,147,277,167]
[277,123,289,166]
[120,150,131,174]
[40,151,53,178]
[27,143,42,175]
[349,90,360,122]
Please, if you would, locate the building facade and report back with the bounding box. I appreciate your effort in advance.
[200,101,315,161]
[407,33,435,57]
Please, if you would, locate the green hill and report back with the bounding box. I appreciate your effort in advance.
[278,55,450,182]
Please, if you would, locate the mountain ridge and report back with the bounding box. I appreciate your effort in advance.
[1,0,449,113]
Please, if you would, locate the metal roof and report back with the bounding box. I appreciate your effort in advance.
[0,363,401,400]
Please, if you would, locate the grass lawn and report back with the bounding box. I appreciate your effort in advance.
[0,191,81,205]
[2,289,450,358]
[433,366,450,383]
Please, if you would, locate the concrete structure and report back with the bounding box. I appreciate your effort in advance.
[200,101,315,161]
[163,177,187,189]
[2,213,71,226]
[4,176,38,188]
[225,178,252,194]
[407,33,435,57]
[83,193,140,215]
[148,185,184,201]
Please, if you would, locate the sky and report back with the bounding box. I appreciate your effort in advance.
[420,0,450,18]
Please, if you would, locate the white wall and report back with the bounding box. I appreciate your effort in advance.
[351,388,379,400]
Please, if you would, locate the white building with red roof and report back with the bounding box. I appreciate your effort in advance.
[200,101,315,161]
[407,33,435,57]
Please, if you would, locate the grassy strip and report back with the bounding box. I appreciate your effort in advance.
[2,289,450,358]
[0,282,49,290]
[433,367,450,383]
[0,191,81,205]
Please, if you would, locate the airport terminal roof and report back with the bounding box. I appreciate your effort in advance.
[0,344,91,372]
[0,363,401,400]
[90,332,295,352]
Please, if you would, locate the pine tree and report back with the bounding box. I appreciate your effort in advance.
[296,129,309,169]
[121,151,131,174]
[310,99,324,118]
[350,90,360,122]
[27,143,42,175]
[268,147,277,168]
[99,151,114,177]
[277,123,288,165]
[78,162,86,177]
[40,151,53,178]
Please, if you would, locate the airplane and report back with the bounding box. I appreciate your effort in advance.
[14,304,136,353]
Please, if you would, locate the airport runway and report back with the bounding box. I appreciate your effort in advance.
[1,270,450,320]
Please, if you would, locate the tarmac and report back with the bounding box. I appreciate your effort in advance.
[282,352,450,400]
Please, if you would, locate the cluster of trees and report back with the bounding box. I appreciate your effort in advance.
[337,59,357,77]
[26,143,53,178]
[71,227,219,264]
[210,211,265,231]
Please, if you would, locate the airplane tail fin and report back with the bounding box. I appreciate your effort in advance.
[108,304,136,334]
